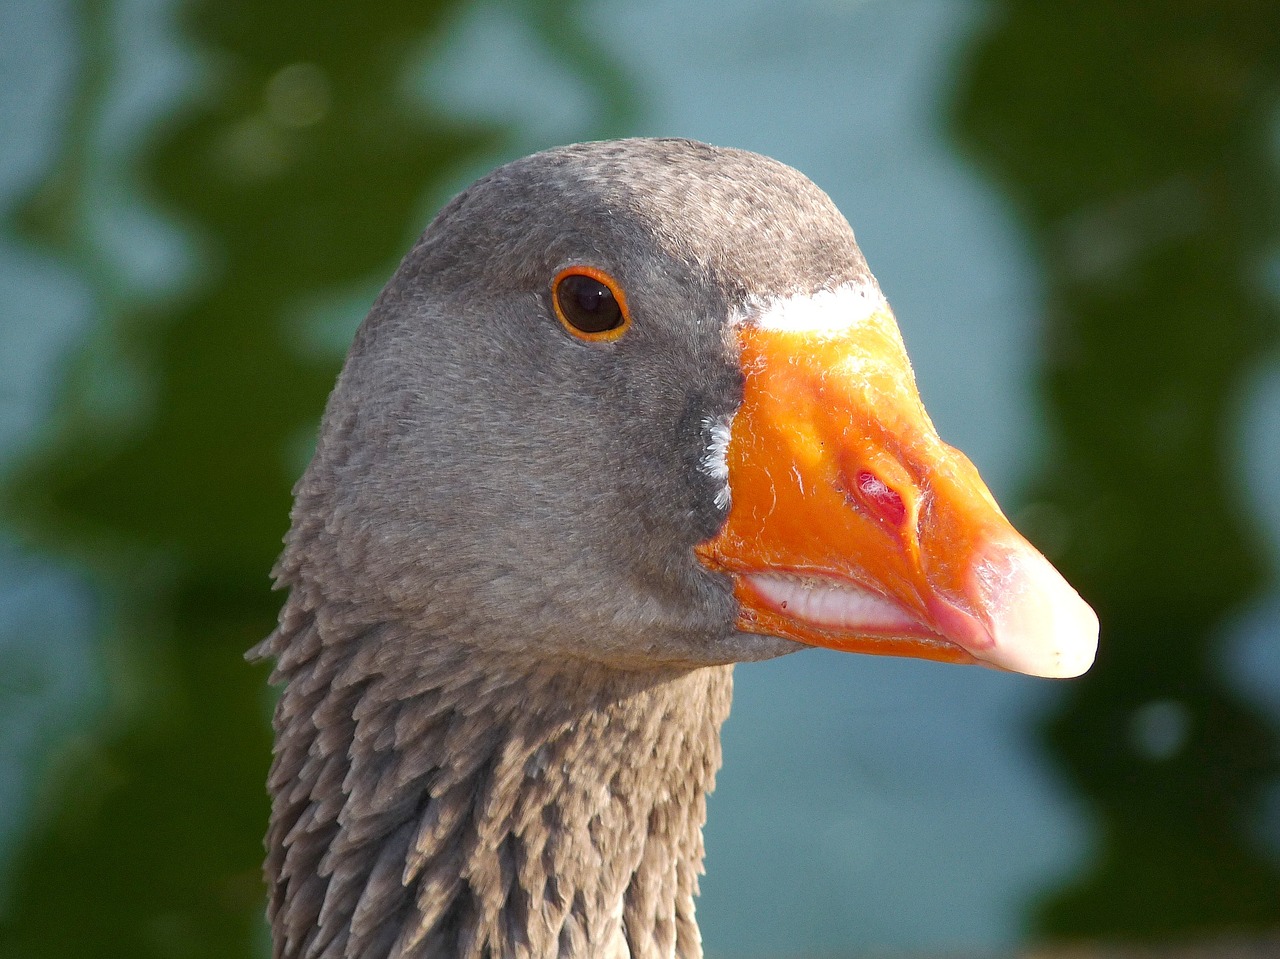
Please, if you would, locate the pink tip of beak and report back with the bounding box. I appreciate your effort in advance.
[933,537,1099,679]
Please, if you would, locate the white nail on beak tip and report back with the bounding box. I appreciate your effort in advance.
[971,541,1099,679]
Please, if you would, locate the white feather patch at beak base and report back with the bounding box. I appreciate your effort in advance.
[736,280,887,335]
[700,414,733,512]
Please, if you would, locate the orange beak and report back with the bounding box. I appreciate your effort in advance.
[696,286,1098,679]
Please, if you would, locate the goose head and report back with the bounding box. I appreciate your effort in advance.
[256,137,1097,959]
[286,137,1095,678]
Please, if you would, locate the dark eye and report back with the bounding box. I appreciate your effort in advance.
[552,267,631,340]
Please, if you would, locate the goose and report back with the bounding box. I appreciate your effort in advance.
[249,137,1098,959]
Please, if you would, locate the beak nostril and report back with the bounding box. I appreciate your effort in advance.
[852,469,907,528]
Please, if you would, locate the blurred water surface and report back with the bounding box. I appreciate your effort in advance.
[1,1,1278,957]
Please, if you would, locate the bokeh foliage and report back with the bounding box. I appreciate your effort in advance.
[1,0,508,954]
[952,0,1280,939]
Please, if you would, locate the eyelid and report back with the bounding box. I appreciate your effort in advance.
[552,265,632,341]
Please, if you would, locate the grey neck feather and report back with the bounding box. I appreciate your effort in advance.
[256,586,733,959]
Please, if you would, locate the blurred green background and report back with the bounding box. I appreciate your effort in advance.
[1,0,1279,957]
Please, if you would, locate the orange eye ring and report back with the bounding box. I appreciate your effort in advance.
[551,266,632,342]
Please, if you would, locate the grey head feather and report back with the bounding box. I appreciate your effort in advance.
[252,138,875,959]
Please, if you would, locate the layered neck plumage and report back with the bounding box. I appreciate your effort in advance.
[254,589,733,959]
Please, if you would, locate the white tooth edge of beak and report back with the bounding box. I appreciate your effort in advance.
[744,572,924,635]
[744,559,1100,681]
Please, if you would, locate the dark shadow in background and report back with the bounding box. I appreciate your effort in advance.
[951,1,1280,943]
[0,0,628,956]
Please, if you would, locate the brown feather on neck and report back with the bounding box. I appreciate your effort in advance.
[254,591,732,959]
